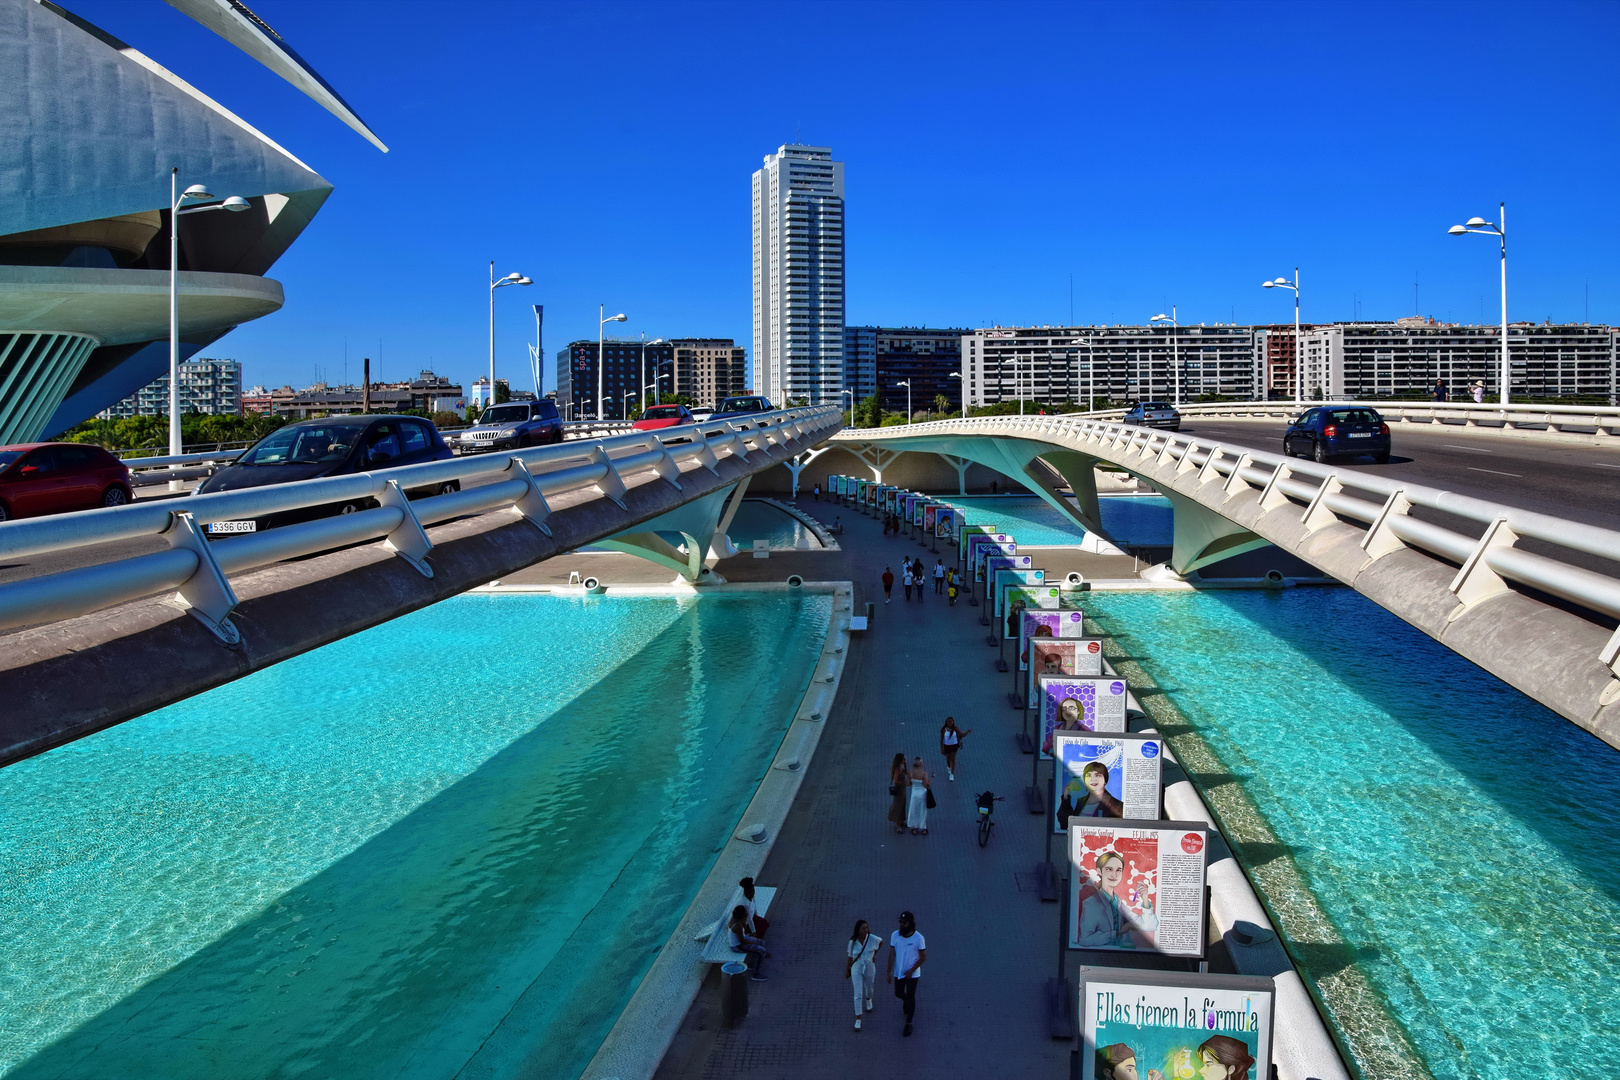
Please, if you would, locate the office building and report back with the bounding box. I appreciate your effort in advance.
[98,358,243,418]
[842,326,876,403]
[670,339,747,408]
[555,339,675,420]
[752,145,845,405]
[844,327,971,415]
[962,325,1263,408]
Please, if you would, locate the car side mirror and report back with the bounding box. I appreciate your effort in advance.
[19,465,39,476]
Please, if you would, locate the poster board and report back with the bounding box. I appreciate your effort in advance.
[923,503,937,534]
[1001,584,1060,639]
[913,497,927,527]
[1051,730,1163,832]
[959,523,994,562]
[974,540,1017,583]
[1027,637,1105,700]
[989,563,1040,616]
[1038,675,1128,758]
[1077,968,1275,1080]
[935,504,958,540]
[964,533,1008,578]
[1068,821,1208,957]
[1019,611,1087,671]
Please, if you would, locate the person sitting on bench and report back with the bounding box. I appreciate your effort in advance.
[728,905,770,981]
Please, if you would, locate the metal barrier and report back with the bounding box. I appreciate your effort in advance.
[0,407,836,643]
[1065,399,1620,436]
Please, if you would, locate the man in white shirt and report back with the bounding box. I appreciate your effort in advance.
[887,910,927,1036]
[933,559,946,594]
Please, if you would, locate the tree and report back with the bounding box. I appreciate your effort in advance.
[933,394,951,415]
[855,393,882,428]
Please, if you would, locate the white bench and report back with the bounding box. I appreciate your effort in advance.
[696,885,777,964]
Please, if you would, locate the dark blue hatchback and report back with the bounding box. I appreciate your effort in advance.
[1283,406,1392,464]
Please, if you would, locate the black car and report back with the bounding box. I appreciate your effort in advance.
[193,415,456,534]
[710,395,774,421]
[1283,406,1392,464]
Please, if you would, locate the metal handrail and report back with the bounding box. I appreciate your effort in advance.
[0,407,839,636]
[834,415,1620,670]
[1064,399,1620,426]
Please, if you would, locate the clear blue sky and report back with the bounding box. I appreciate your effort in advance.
[71,0,1620,394]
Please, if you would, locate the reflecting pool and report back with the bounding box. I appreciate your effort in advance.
[0,591,830,1080]
[944,494,1172,546]
[1083,588,1620,1080]
[724,498,823,550]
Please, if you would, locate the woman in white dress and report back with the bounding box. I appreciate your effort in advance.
[906,756,932,835]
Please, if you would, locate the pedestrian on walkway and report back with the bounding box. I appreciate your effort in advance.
[882,567,894,604]
[1433,377,1448,402]
[845,919,882,1030]
[906,756,932,835]
[888,753,909,834]
[1471,380,1485,404]
[939,717,972,781]
[933,559,946,594]
[903,562,914,601]
[813,483,821,502]
[948,577,959,605]
[888,911,926,1036]
[914,558,925,603]
[728,905,770,981]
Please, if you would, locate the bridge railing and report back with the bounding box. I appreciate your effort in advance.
[842,414,1620,673]
[0,407,836,642]
[1064,399,1620,433]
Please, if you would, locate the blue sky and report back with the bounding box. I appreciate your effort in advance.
[70,0,1620,394]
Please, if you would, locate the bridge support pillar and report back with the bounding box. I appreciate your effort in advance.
[939,454,972,495]
[1159,489,1270,575]
[598,482,746,583]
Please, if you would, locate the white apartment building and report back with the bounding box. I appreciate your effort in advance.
[752,145,845,405]
[97,358,243,418]
[961,326,1262,408]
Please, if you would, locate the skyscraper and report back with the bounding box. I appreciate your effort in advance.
[751,144,845,405]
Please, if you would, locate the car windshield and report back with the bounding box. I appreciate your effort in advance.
[0,450,24,469]
[238,424,362,465]
[719,397,767,411]
[643,406,684,419]
[1138,402,1172,410]
[1328,409,1381,424]
[479,405,531,424]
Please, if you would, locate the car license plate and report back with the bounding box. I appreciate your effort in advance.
[1349,433,1371,438]
[207,520,257,534]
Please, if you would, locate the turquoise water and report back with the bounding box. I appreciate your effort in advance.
[944,495,1173,547]
[724,498,822,550]
[0,591,830,1080]
[1083,588,1620,1080]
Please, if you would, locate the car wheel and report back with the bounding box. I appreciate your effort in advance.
[101,485,130,508]
[518,434,531,448]
[0,500,9,522]
[1374,451,1391,465]
[1283,437,1294,457]
[438,481,460,495]
[340,502,360,515]
[1313,441,1330,464]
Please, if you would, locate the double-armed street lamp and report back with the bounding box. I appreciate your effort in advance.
[949,371,965,418]
[896,379,913,424]
[1449,204,1510,405]
[1262,270,1302,403]
[840,388,855,427]
[639,337,667,411]
[598,306,628,420]
[1150,307,1179,405]
[489,264,532,413]
[168,171,250,485]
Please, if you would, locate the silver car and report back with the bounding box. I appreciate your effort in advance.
[1122,400,1181,430]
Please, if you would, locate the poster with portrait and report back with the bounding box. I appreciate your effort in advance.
[1052,731,1163,833]
[1027,637,1105,700]
[959,523,994,562]
[974,540,1017,583]
[989,561,1039,617]
[1019,610,1087,675]
[1068,821,1208,957]
[964,533,1008,579]
[913,497,927,527]
[922,503,937,534]
[1002,584,1060,640]
[1039,675,1128,758]
[1078,968,1275,1080]
[935,505,958,541]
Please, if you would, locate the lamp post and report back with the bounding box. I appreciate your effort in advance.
[622,391,637,420]
[1150,308,1179,405]
[1067,335,1096,412]
[168,170,249,487]
[949,371,964,418]
[1262,271,1302,403]
[644,371,671,408]
[896,380,912,424]
[489,263,532,416]
[599,306,628,420]
[639,337,668,411]
[1449,204,1509,405]
[840,388,855,427]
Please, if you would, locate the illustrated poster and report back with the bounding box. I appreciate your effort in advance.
[965,533,1008,579]
[959,524,994,562]
[1019,611,1087,671]
[989,561,1039,616]
[1002,584,1060,639]
[1027,637,1105,700]
[974,540,1017,583]
[1068,821,1208,957]
[1079,969,1274,1080]
[1039,675,1128,758]
[935,505,957,540]
[1052,731,1163,833]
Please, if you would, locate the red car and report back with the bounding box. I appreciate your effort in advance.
[0,442,133,522]
[632,404,695,431]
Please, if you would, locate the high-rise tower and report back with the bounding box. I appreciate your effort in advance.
[751,145,845,405]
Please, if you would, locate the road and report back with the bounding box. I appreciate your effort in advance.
[1178,418,1620,531]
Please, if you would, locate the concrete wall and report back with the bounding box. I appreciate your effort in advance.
[750,446,1031,495]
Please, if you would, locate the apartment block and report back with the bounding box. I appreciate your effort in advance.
[752,145,845,404]
[670,339,747,408]
[98,358,242,418]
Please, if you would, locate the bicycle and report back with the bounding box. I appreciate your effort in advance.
[976,791,1004,848]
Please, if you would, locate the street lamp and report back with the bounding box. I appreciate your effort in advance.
[489,263,532,415]
[949,371,965,418]
[1262,271,1302,403]
[599,306,628,420]
[896,379,912,424]
[622,390,637,420]
[840,388,855,427]
[639,337,668,411]
[1449,204,1509,405]
[1067,336,1095,412]
[168,170,249,487]
[1150,308,1179,405]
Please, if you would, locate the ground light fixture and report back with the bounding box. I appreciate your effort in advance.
[1150,307,1179,405]
[1261,271,1302,403]
[599,307,628,420]
[1449,203,1510,405]
[489,264,532,414]
[169,172,250,488]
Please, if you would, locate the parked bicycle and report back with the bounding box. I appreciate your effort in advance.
[976,790,1004,847]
